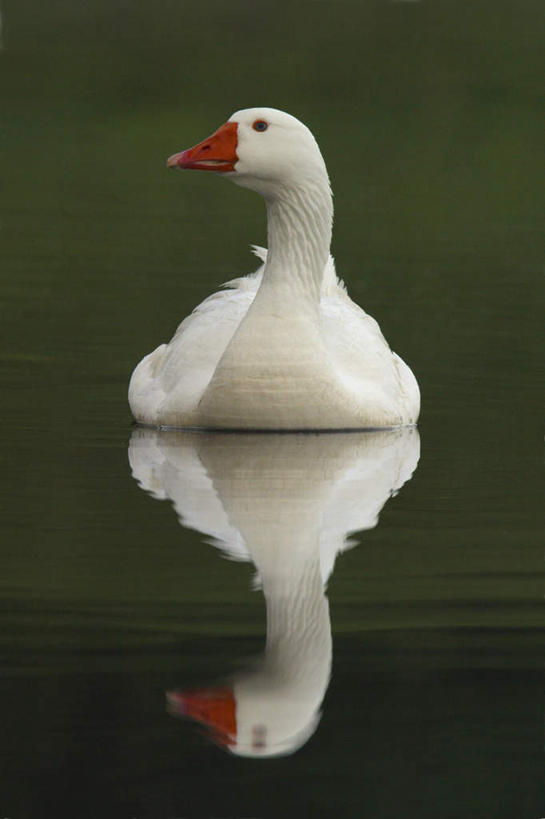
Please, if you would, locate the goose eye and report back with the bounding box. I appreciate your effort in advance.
[252,120,268,132]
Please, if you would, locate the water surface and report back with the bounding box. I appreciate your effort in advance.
[1,1,544,816]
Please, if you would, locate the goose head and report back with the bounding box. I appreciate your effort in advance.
[167,107,329,197]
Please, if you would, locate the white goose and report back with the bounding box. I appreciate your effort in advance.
[129,108,420,429]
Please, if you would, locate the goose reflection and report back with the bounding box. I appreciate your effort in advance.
[128,427,420,757]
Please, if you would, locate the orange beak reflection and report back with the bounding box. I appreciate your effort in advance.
[167,122,238,173]
[167,686,237,747]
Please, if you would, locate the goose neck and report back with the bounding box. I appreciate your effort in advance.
[261,180,333,303]
[262,561,331,677]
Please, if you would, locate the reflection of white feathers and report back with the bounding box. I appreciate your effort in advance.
[130,428,248,560]
[129,427,419,756]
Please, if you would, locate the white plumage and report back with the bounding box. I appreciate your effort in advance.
[129,108,420,429]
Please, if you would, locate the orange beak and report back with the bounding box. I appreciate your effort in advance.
[167,122,238,173]
[166,686,237,747]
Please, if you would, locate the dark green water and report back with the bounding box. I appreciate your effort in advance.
[1,1,544,816]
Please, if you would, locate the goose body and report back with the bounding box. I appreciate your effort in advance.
[129,108,420,430]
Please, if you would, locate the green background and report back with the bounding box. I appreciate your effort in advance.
[1,1,544,816]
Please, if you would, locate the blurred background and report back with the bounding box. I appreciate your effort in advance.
[1,0,544,817]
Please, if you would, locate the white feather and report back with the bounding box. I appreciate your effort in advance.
[129,108,420,429]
